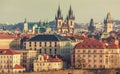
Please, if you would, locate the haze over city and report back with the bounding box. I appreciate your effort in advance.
[0,0,120,24]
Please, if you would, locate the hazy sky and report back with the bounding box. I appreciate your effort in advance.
[0,0,120,24]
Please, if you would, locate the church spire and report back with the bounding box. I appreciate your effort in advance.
[90,18,94,26]
[55,5,63,19]
[105,12,113,23]
[67,5,75,20]
[24,18,27,23]
[88,18,95,33]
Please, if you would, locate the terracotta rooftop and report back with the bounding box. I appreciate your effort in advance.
[0,49,20,55]
[49,58,62,62]
[13,64,25,69]
[39,54,62,62]
[74,35,87,40]
[0,32,15,39]
[75,38,105,49]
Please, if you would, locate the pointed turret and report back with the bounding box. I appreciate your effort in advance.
[104,12,114,33]
[24,18,27,23]
[104,12,113,24]
[88,18,95,33]
[90,18,94,26]
[23,18,28,33]
[67,5,75,20]
[55,5,63,19]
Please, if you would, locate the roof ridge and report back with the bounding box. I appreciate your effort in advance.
[54,34,60,41]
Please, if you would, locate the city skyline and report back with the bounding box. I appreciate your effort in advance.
[0,0,120,24]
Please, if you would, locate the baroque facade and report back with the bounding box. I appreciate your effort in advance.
[71,38,120,69]
[34,54,63,71]
[0,49,25,73]
[24,34,73,62]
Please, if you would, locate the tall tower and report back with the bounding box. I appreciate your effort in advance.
[55,5,63,33]
[88,18,95,33]
[67,5,75,34]
[104,12,114,33]
[23,18,28,33]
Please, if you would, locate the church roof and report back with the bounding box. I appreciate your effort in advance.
[28,34,69,41]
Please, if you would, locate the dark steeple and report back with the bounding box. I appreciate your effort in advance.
[88,18,95,33]
[104,12,113,24]
[55,5,63,19]
[90,18,94,26]
[24,18,27,23]
[67,5,75,20]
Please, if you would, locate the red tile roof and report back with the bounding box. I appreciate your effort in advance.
[39,54,62,62]
[107,43,118,49]
[0,49,20,55]
[49,58,62,62]
[75,38,105,49]
[13,64,25,69]
[74,35,87,40]
[0,32,15,39]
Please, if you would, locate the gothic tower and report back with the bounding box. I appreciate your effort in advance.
[104,12,114,33]
[23,18,28,33]
[88,18,95,33]
[67,5,75,34]
[55,5,63,33]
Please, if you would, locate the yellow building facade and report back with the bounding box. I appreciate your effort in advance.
[0,49,25,73]
[72,38,120,69]
[34,54,63,71]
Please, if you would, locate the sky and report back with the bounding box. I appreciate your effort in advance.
[0,0,120,24]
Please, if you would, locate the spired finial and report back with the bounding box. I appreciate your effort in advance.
[106,12,113,23]
[24,18,27,23]
[90,18,94,26]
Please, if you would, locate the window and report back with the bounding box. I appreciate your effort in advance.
[94,65,96,68]
[44,49,46,54]
[77,50,80,52]
[93,50,96,53]
[59,21,61,26]
[29,42,31,47]
[55,42,57,47]
[88,60,91,62]
[35,42,36,47]
[88,65,91,67]
[39,42,41,47]
[50,42,52,47]
[100,55,102,57]
[94,55,96,57]
[39,49,42,54]
[88,50,91,53]
[45,42,46,47]
[83,55,85,57]
[100,50,102,53]
[99,65,102,68]
[94,60,96,62]
[70,21,72,26]
[100,60,102,63]
[88,55,91,57]
[55,49,57,54]
[83,50,86,53]
[50,49,52,54]
[77,54,80,57]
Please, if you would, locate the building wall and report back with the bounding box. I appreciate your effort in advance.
[17,50,37,71]
[72,48,120,69]
[0,54,23,73]
[0,39,20,49]
[25,41,72,60]
[34,55,63,72]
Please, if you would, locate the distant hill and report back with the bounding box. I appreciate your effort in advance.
[0,21,86,31]
[114,20,120,25]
